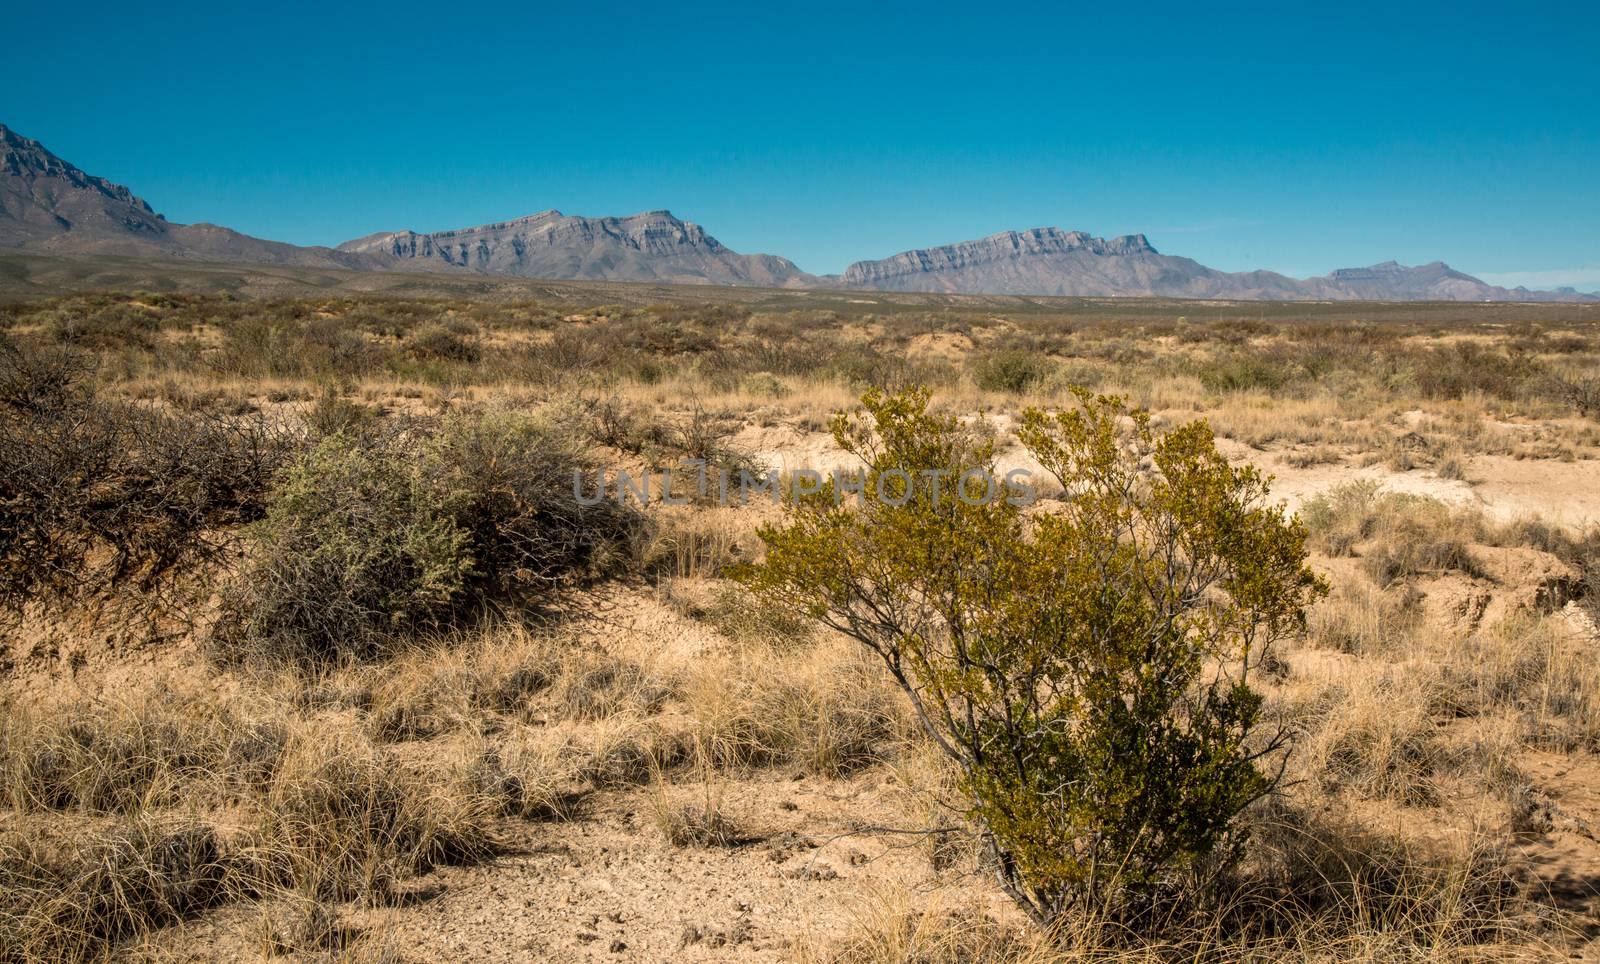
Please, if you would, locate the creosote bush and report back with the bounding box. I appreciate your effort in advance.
[742,386,1325,926]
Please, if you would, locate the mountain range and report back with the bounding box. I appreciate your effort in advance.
[337,209,810,287]
[3,122,1593,302]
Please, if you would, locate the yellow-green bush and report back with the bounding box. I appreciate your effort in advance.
[743,386,1324,926]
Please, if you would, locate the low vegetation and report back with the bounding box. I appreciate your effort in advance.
[743,387,1325,925]
[0,290,1597,960]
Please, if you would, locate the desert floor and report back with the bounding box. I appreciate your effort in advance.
[3,289,1599,961]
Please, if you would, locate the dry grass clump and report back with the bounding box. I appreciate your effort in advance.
[242,722,497,904]
[1304,575,1422,655]
[0,678,509,959]
[257,894,364,958]
[683,639,904,776]
[1295,673,1451,805]
[641,510,746,579]
[1217,803,1555,960]
[1443,615,1600,750]
[0,818,232,964]
[457,731,587,820]
[693,582,817,649]
[0,685,286,814]
[646,769,744,848]
[1300,481,1483,585]
[364,628,557,741]
[581,714,692,789]
[553,650,674,721]
[791,885,1049,964]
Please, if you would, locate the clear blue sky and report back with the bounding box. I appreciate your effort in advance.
[6,1,1598,285]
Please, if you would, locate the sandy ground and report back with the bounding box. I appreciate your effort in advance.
[739,420,1600,529]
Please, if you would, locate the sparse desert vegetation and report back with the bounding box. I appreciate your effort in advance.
[2,289,1600,961]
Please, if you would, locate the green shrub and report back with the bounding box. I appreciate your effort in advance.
[216,434,472,661]
[742,386,1325,925]
[217,412,641,662]
[970,349,1052,394]
[405,323,480,363]
[1195,353,1298,393]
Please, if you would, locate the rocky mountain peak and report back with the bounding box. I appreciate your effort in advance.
[841,227,1158,288]
[336,208,807,286]
[1,123,160,219]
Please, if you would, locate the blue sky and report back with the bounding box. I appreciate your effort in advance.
[6,1,1598,285]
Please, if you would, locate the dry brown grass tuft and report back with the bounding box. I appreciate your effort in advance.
[0,817,233,964]
[1300,481,1489,585]
[1443,614,1600,750]
[682,637,905,776]
[647,768,744,848]
[242,720,498,904]
[0,685,286,815]
[1296,673,1451,805]
[553,648,674,721]
[457,729,588,821]
[790,885,1049,963]
[641,509,747,579]
[581,714,692,789]
[1304,574,1423,655]
[364,627,557,741]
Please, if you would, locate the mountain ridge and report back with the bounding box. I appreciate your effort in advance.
[1,122,1593,301]
[0,123,386,271]
[338,208,815,287]
[841,232,1598,302]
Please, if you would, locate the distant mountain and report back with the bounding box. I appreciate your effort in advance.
[338,210,815,287]
[840,228,1309,298]
[0,123,381,269]
[1299,260,1588,301]
[841,229,1598,302]
[2,122,1593,301]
